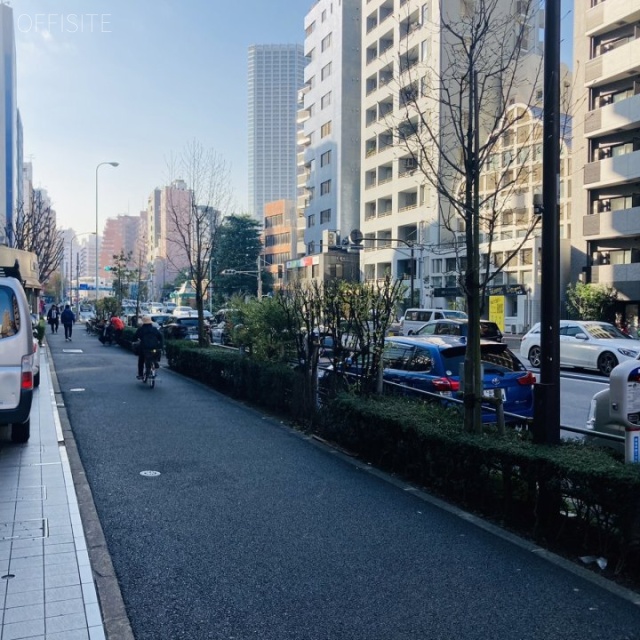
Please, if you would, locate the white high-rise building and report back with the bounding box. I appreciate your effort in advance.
[298,0,362,256]
[360,0,545,309]
[572,0,640,329]
[0,3,18,246]
[248,44,305,221]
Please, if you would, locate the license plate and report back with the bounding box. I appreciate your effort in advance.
[483,388,506,400]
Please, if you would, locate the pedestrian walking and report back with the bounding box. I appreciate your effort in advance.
[47,304,59,334]
[61,304,76,341]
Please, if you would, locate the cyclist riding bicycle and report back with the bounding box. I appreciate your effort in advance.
[133,315,164,380]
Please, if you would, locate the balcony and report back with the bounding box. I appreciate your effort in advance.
[590,263,640,299]
[586,3,640,37]
[584,92,640,137]
[583,149,640,187]
[585,37,640,87]
[296,109,311,124]
[582,205,640,238]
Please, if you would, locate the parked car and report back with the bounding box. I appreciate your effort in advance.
[520,320,640,376]
[172,306,196,317]
[149,313,174,327]
[401,308,468,335]
[0,275,35,442]
[415,318,503,342]
[381,335,535,423]
[161,317,210,342]
[210,321,232,345]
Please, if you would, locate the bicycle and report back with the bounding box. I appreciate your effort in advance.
[141,349,161,389]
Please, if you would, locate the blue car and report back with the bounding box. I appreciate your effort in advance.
[382,336,535,423]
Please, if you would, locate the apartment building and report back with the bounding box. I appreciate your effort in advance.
[248,44,305,221]
[298,0,362,255]
[572,0,640,328]
[360,0,547,313]
[263,200,296,286]
[99,214,143,273]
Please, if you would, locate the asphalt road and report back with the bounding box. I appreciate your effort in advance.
[49,329,640,640]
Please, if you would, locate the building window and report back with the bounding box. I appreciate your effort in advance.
[320,209,331,223]
[321,9,327,22]
[306,48,315,62]
[308,241,316,254]
[321,92,332,109]
[320,180,331,195]
[421,2,429,23]
[321,62,332,81]
[321,33,332,51]
[308,214,316,227]
[305,21,316,36]
[421,40,428,61]
[321,150,331,166]
[321,121,332,138]
[432,259,442,273]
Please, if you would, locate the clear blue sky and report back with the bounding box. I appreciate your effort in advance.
[14,0,308,234]
[14,0,574,236]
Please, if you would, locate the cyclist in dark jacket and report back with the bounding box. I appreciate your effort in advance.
[133,316,164,379]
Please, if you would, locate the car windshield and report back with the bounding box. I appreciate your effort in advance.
[440,344,524,375]
[443,310,467,319]
[180,318,200,327]
[583,323,629,340]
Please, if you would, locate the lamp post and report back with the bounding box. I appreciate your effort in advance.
[95,161,119,310]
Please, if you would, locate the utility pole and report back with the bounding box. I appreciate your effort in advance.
[533,0,561,444]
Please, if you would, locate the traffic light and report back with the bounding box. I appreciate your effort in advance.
[277,265,283,279]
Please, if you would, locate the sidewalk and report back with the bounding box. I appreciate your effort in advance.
[0,346,107,640]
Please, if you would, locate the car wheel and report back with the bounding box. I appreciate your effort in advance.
[597,351,618,376]
[528,345,542,368]
[11,419,30,443]
[34,371,40,388]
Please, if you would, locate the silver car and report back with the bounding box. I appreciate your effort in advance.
[520,320,640,376]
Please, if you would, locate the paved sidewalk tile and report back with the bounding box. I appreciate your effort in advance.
[0,350,106,640]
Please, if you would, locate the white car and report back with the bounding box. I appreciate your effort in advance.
[172,306,197,317]
[520,320,640,376]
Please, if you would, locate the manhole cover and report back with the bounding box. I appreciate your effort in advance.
[140,470,161,477]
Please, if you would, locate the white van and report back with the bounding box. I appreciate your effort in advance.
[0,276,35,442]
[401,308,468,335]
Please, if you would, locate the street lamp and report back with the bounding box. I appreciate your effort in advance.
[95,161,119,310]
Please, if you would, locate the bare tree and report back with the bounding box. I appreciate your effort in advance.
[164,140,234,346]
[12,190,64,285]
[386,0,542,432]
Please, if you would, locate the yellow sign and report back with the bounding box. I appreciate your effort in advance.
[489,296,505,331]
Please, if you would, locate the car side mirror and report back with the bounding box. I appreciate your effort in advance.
[575,332,588,340]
